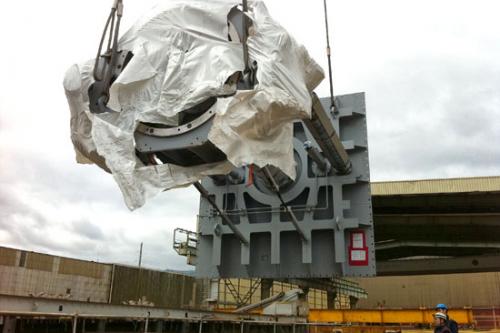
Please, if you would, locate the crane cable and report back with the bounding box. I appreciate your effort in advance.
[93,0,124,83]
[323,0,337,114]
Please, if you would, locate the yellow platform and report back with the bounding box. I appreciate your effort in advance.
[309,308,474,325]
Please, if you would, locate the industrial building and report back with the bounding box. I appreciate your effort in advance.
[0,0,497,331]
[1,176,500,332]
[371,176,500,276]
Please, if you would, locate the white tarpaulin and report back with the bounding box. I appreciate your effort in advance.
[64,0,324,210]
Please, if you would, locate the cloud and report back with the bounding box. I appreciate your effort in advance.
[365,57,500,180]
[0,190,50,229]
[71,220,106,241]
[0,0,499,271]
[0,145,197,270]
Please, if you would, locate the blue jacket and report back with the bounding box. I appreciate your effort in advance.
[447,318,459,333]
[435,326,451,333]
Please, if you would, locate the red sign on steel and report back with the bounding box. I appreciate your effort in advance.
[348,230,369,266]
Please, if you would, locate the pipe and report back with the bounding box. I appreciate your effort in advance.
[72,315,78,333]
[304,141,329,172]
[262,167,308,241]
[233,292,285,313]
[303,93,351,174]
[144,312,150,332]
[194,182,249,245]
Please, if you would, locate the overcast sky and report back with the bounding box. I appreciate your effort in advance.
[0,0,499,271]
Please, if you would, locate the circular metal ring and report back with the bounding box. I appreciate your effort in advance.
[136,105,216,138]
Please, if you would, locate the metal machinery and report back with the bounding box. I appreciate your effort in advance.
[169,89,374,279]
[194,93,375,278]
[91,0,375,279]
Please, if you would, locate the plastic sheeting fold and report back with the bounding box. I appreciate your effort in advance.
[64,0,324,209]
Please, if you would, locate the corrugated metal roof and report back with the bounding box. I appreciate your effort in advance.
[371,176,500,196]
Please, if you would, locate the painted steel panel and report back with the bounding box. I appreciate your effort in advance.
[309,308,474,325]
[0,248,17,266]
[25,252,53,272]
[0,247,112,303]
[58,258,105,279]
[195,93,375,278]
[110,265,201,309]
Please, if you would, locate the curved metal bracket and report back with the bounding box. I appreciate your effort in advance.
[88,0,133,114]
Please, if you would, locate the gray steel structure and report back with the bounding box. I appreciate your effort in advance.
[86,0,375,280]
[0,294,307,333]
[196,93,375,278]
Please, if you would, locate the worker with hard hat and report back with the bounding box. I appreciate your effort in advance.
[434,312,451,333]
[436,303,459,333]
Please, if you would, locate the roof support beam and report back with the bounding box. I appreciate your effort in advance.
[376,240,500,251]
[376,254,500,276]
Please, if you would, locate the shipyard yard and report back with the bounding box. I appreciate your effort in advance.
[1,0,499,332]
[1,176,500,332]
